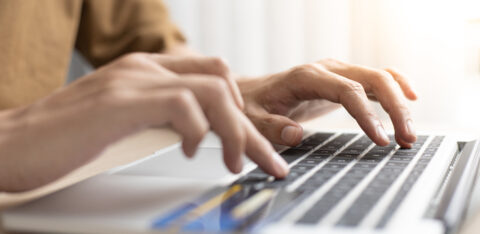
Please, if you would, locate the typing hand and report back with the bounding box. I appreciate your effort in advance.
[0,53,288,192]
[239,58,418,148]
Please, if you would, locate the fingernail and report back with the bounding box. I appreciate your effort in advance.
[234,161,243,174]
[411,90,418,99]
[183,145,195,159]
[376,124,389,143]
[272,152,289,177]
[406,119,416,136]
[281,126,300,145]
[409,86,419,98]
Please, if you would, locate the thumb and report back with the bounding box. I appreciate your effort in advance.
[249,113,303,146]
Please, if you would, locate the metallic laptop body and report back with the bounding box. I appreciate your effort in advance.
[3,130,480,234]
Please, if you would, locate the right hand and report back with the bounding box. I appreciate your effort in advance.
[0,53,288,192]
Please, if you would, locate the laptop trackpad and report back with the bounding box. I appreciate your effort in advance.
[111,133,237,180]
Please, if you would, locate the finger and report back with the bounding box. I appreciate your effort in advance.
[133,88,209,157]
[247,110,303,146]
[384,68,418,100]
[148,54,244,109]
[223,73,244,110]
[173,77,247,174]
[172,76,289,177]
[396,136,412,149]
[320,59,417,101]
[319,61,416,146]
[357,69,417,147]
[335,79,391,147]
[240,114,290,178]
[284,65,390,146]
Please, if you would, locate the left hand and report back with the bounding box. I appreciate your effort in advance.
[238,58,418,148]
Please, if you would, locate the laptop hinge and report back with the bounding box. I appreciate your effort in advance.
[431,140,480,234]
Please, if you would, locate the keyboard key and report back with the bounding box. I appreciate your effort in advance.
[424,148,438,153]
[329,157,354,164]
[384,161,410,168]
[353,163,377,170]
[342,149,363,155]
[392,151,417,156]
[297,158,324,166]
[363,152,388,159]
[282,156,304,164]
[295,133,334,150]
[335,153,358,159]
[291,165,316,173]
[415,135,428,143]
[378,167,404,175]
[411,143,424,149]
[359,157,383,164]
[389,155,414,162]
[314,149,336,155]
[323,163,347,170]
[368,147,395,155]
[312,169,339,178]
[281,148,310,158]
[308,133,335,142]
[307,154,330,160]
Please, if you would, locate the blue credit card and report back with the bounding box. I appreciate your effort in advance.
[152,184,302,233]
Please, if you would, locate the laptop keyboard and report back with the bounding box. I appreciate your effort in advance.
[152,132,445,232]
[233,132,443,228]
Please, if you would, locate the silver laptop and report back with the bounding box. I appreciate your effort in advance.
[3,130,480,233]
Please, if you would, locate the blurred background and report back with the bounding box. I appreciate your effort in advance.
[70,0,480,139]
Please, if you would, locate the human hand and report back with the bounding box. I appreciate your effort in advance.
[0,53,288,192]
[239,58,417,148]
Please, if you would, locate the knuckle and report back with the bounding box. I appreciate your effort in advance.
[255,115,278,134]
[385,67,398,74]
[341,80,365,94]
[192,124,209,141]
[123,52,148,62]
[97,87,135,107]
[208,57,230,74]
[234,123,247,138]
[205,79,229,97]
[384,101,409,115]
[396,104,410,114]
[373,70,395,83]
[99,74,130,94]
[199,121,210,135]
[102,73,122,86]
[116,52,149,67]
[231,128,246,144]
[171,89,196,109]
[288,64,318,80]
[317,58,344,68]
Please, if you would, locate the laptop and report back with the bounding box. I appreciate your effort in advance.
[2,129,480,234]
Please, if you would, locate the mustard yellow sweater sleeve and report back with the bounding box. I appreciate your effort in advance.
[75,0,185,68]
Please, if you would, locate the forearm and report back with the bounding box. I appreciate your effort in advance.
[0,103,109,192]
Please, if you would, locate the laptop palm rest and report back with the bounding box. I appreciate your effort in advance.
[111,132,243,180]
